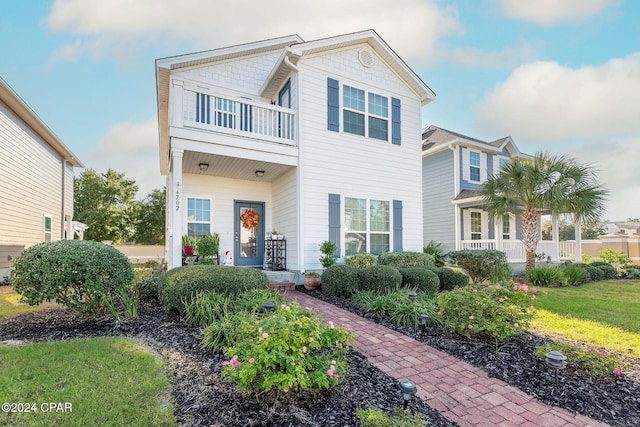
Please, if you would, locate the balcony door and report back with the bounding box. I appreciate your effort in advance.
[234,201,265,267]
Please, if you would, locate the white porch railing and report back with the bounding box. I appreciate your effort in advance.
[183,88,296,146]
[460,239,572,263]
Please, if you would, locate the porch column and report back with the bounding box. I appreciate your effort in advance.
[169,148,184,269]
[552,215,560,262]
[575,217,582,263]
[495,216,503,252]
[454,205,461,250]
[171,79,184,127]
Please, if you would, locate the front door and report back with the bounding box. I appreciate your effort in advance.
[234,201,265,267]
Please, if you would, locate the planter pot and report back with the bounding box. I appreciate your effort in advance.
[304,276,320,290]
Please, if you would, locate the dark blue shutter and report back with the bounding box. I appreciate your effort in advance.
[393,200,403,251]
[327,78,340,132]
[328,194,341,257]
[391,97,401,145]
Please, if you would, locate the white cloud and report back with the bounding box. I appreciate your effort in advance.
[44,0,462,67]
[444,41,542,69]
[82,118,164,199]
[476,53,640,141]
[559,136,640,221]
[494,0,620,26]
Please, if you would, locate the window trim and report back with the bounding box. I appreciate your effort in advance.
[185,196,213,238]
[463,208,488,240]
[341,83,390,142]
[43,213,53,242]
[343,196,392,256]
[501,213,516,240]
[462,148,487,183]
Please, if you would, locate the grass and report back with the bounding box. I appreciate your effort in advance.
[0,337,176,427]
[530,280,640,358]
[0,286,59,318]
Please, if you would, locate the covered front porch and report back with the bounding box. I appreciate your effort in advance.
[460,239,582,263]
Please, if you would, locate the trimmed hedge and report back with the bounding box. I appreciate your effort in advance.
[345,253,377,268]
[378,251,434,268]
[320,264,360,297]
[582,265,604,282]
[10,240,133,317]
[357,265,403,293]
[447,250,509,284]
[429,267,470,291]
[158,265,269,314]
[398,267,440,296]
[596,264,618,279]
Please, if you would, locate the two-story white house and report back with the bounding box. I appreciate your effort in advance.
[0,77,84,280]
[156,30,435,272]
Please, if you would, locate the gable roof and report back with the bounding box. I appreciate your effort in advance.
[421,125,530,159]
[0,77,83,167]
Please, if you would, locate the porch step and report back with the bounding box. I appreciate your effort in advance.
[269,281,295,292]
[262,270,301,284]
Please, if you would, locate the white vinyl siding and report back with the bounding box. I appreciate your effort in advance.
[462,148,487,183]
[0,99,70,247]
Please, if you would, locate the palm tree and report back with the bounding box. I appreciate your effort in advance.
[480,152,608,269]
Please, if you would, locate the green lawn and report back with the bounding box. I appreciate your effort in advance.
[531,280,640,357]
[0,337,176,427]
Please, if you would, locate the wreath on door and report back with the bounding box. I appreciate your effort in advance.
[240,209,259,229]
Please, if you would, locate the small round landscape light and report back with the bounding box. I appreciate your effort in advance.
[408,291,417,302]
[420,314,430,331]
[263,301,275,313]
[545,350,567,386]
[398,379,417,410]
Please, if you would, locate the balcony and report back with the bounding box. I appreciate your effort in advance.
[181,88,296,147]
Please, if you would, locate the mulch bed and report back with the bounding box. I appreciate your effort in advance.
[299,288,640,427]
[0,302,455,427]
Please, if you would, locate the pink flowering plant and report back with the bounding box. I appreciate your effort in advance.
[535,342,631,378]
[435,282,535,345]
[221,302,354,393]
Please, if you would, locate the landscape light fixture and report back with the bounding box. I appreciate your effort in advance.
[420,314,430,331]
[255,170,265,177]
[198,163,209,171]
[398,379,417,410]
[545,350,567,387]
[408,291,417,302]
[263,301,275,313]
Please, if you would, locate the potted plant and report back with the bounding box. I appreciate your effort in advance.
[319,240,337,268]
[303,271,320,290]
[195,232,220,265]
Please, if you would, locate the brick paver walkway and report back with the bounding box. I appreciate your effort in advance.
[286,291,609,427]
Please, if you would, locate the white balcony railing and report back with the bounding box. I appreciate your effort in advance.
[182,88,295,146]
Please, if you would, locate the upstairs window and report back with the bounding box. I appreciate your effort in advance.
[342,85,389,141]
[368,93,388,141]
[343,86,365,136]
[469,151,481,182]
[463,148,487,183]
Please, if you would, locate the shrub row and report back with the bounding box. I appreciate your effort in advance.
[447,250,510,284]
[525,262,621,287]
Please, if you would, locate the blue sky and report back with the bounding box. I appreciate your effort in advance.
[1,0,639,220]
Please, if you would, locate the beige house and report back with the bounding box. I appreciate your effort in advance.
[0,77,84,280]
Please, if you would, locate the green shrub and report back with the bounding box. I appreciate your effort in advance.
[183,291,233,326]
[490,264,513,285]
[345,253,377,268]
[436,283,536,345]
[195,233,220,258]
[356,407,427,427]
[447,250,509,284]
[561,264,591,286]
[358,265,403,293]
[135,276,160,302]
[597,248,631,269]
[201,311,255,352]
[430,267,470,291]
[352,289,437,328]
[398,267,440,296]
[525,265,562,287]
[319,240,338,268]
[582,265,604,282]
[624,265,640,279]
[378,251,434,268]
[221,302,353,393]
[597,264,619,279]
[320,264,360,297]
[10,240,134,317]
[535,342,630,378]
[234,289,286,314]
[423,241,446,267]
[158,265,269,314]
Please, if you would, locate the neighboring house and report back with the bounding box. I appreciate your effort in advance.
[421,125,554,263]
[603,221,640,236]
[156,30,435,271]
[0,77,84,280]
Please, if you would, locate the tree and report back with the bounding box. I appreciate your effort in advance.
[541,217,606,240]
[133,187,166,245]
[74,169,138,244]
[481,152,607,270]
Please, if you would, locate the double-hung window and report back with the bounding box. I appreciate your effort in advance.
[344,197,390,256]
[368,93,388,141]
[343,85,389,141]
[43,214,52,242]
[343,86,365,136]
[187,198,211,238]
[502,214,511,240]
[470,211,482,240]
[469,151,481,182]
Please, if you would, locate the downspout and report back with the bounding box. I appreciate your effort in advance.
[449,144,460,250]
[61,158,73,240]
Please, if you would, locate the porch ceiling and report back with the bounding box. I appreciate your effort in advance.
[182,151,295,182]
